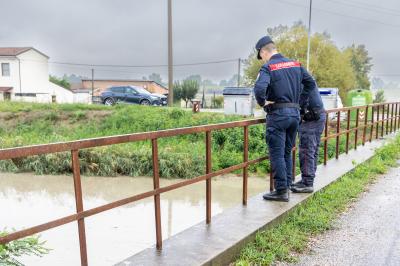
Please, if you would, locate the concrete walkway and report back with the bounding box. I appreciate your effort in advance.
[116,133,397,266]
[287,162,400,266]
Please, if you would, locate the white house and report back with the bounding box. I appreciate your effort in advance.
[0,47,90,103]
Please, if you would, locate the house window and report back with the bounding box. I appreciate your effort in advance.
[15,93,36,97]
[1,63,10,76]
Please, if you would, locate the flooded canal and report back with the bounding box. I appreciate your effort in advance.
[0,172,267,265]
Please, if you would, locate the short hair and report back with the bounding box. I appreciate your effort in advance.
[261,43,277,53]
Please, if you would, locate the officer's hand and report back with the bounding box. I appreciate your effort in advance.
[264,101,275,107]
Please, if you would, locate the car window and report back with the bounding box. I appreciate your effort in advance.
[134,87,151,95]
[125,87,137,94]
[110,87,125,93]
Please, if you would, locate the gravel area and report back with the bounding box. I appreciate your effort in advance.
[285,163,400,266]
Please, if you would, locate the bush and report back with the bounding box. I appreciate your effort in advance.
[212,96,224,108]
[0,231,49,266]
[373,89,385,103]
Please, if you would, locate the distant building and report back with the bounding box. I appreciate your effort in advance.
[81,79,169,96]
[0,47,90,103]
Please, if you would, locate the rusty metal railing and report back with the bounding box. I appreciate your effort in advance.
[0,102,399,265]
[321,102,400,165]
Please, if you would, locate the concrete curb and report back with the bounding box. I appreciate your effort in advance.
[116,133,397,266]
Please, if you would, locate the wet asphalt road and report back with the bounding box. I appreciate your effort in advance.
[288,164,400,266]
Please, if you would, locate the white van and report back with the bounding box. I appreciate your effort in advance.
[319,88,344,120]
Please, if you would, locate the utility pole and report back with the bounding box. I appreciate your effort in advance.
[306,0,312,71]
[237,58,241,87]
[167,0,174,106]
[91,68,94,103]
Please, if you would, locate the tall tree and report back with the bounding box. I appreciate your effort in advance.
[202,79,216,86]
[179,79,199,108]
[148,73,164,85]
[243,23,359,100]
[371,77,385,90]
[173,81,182,102]
[373,89,385,103]
[185,74,202,85]
[49,75,71,89]
[344,44,373,90]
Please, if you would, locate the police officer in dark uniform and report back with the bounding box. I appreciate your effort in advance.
[253,36,316,202]
[291,85,326,193]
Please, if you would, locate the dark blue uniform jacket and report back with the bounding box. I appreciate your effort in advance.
[254,53,316,114]
[300,85,325,112]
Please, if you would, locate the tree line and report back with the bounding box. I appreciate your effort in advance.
[244,22,373,100]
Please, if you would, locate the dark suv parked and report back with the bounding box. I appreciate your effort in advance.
[101,86,168,106]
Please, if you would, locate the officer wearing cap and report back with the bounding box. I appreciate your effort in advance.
[254,36,316,202]
[291,85,326,193]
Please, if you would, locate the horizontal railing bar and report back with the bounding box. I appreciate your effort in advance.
[321,121,385,141]
[0,119,266,160]
[326,102,400,113]
[2,103,400,161]
[0,155,268,244]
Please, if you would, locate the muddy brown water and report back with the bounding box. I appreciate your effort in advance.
[0,172,267,265]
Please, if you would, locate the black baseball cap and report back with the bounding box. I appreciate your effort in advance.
[255,36,274,60]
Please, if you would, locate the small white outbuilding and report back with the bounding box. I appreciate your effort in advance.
[223,87,255,116]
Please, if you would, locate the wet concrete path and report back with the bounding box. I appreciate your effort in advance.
[289,164,400,266]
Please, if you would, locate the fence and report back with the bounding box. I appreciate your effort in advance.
[0,102,399,265]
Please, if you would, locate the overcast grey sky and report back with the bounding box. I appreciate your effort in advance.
[1,0,400,83]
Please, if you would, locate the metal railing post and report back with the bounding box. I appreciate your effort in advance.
[354,108,359,150]
[362,105,369,145]
[292,146,296,182]
[376,105,380,139]
[346,110,350,153]
[71,150,88,266]
[381,104,385,137]
[206,131,212,224]
[394,103,398,131]
[151,139,162,250]
[390,103,394,133]
[242,126,249,205]
[336,111,341,159]
[324,112,328,165]
[369,105,374,143]
[385,104,389,136]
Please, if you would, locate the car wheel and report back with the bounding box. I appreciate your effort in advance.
[104,98,115,106]
[140,99,151,106]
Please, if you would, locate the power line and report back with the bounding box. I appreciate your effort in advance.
[323,0,400,17]
[48,58,238,68]
[374,74,400,77]
[343,0,400,14]
[276,0,400,29]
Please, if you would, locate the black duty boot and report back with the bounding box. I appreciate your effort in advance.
[263,189,289,202]
[290,183,314,193]
[290,180,304,188]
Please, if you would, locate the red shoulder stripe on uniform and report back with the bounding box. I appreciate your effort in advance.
[269,61,301,71]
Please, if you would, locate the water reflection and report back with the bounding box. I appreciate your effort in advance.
[0,172,267,265]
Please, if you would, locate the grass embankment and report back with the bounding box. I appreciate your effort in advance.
[0,101,387,179]
[0,102,270,178]
[234,134,400,265]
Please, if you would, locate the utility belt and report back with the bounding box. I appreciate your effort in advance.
[302,108,325,122]
[264,102,300,114]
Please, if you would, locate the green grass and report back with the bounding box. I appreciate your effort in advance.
[234,134,400,266]
[0,102,269,178]
[0,101,110,113]
[1,101,394,179]
[0,230,49,266]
